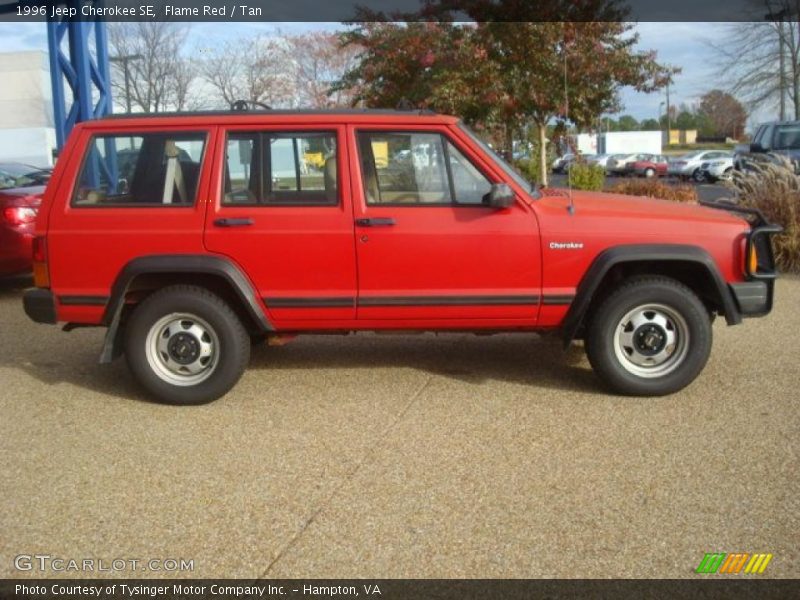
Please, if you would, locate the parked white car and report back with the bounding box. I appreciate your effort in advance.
[667,150,733,179]
[585,153,615,169]
[696,156,735,182]
[552,153,575,173]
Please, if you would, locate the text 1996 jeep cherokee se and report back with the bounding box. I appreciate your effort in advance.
[23,109,781,404]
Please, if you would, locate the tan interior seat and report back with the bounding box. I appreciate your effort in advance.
[162,140,187,204]
[324,156,337,203]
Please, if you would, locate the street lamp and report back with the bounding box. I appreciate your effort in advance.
[109,53,143,113]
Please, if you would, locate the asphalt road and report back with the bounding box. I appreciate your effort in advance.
[549,173,730,204]
[0,276,798,579]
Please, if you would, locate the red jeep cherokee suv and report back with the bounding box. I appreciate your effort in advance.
[23,109,781,404]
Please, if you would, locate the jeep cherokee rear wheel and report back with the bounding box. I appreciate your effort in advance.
[585,276,712,396]
[125,285,250,404]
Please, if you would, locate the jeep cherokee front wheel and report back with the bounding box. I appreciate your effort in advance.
[585,276,712,396]
[124,285,250,404]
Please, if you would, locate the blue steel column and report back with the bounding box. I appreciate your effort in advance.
[47,1,113,150]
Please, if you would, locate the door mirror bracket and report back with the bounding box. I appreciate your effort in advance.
[485,183,515,209]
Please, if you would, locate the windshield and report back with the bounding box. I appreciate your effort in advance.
[458,123,540,198]
[774,124,800,150]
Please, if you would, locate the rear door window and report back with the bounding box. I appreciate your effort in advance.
[73,132,206,207]
[222,131,338,205]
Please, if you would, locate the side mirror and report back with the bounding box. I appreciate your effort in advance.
[485,183,515,209]
[750,142,768,153]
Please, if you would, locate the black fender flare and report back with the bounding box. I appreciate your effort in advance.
[99,254,272,363]
[561,244,741,347]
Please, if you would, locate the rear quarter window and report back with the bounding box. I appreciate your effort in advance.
[72,132,207,207]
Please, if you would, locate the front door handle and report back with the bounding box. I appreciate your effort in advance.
[214,217,254,228]
[355,217,395,227]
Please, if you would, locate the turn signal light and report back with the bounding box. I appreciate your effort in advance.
[747,244,758,275]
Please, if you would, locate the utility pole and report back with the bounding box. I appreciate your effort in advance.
[666,81,671,143]
[779,19,787,120]
[109,54,143,113]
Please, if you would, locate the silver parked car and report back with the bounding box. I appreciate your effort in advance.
[667,150,733,180]
[551,153,575,174]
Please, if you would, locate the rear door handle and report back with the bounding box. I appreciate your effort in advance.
[214,217,254,228]
[355,217,395,227]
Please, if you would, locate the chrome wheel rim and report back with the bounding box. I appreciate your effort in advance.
[613,303,690,378]
[145,313,219,386]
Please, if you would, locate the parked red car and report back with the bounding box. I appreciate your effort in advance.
[23,109,781,404]
[630,155,669,178]
[0,163,49,276]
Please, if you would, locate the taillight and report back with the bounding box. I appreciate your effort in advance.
[32,235,49,288]
[2,206,37,226]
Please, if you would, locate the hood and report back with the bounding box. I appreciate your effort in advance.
[542,189,746,227]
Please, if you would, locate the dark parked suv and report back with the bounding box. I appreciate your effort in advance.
[734,120,800,171]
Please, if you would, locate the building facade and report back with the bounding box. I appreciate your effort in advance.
[0,51,56,167]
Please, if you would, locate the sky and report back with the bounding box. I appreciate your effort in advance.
[0,21,775,127]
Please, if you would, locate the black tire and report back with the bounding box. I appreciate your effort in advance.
[124,285,250,405]
[585,276,712,396]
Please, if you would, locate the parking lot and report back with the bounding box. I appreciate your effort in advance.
[550,173,731,204]
[0,273,797,579]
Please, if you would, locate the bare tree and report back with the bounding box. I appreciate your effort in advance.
[200,36,295,109]
[108,22,196,112]
[172,58,198,111]
[711,1,800,120]
[285,32,362,107]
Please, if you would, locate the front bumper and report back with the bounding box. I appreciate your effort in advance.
[700,200,783,319]
[700,166,729,179]
[23,288,57,324]
[667,166,693,176]
[729,281,771,316]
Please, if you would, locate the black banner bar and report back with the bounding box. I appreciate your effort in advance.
[0,0,791,23]
[2,579,800,600]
